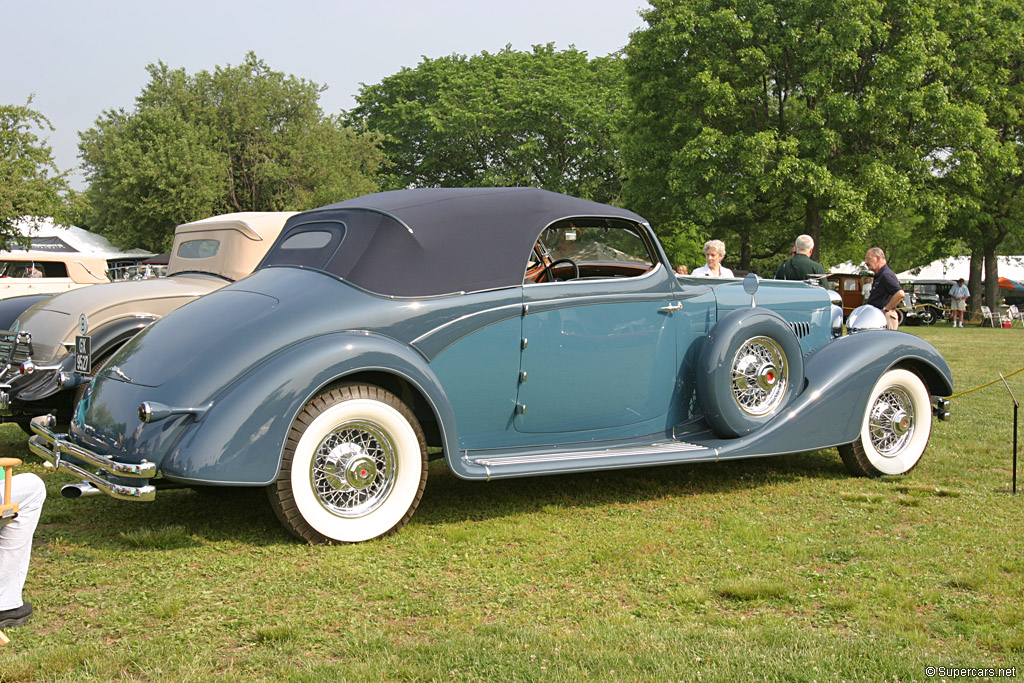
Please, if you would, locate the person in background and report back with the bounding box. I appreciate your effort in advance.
[775,234,825,281]
[692,240,734,278]
[864,247,905,330]
[675,264,688,275]
[949,278,969,327]
[0,467,45,630]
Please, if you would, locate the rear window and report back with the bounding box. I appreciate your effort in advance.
[177,239,220,259]
[260,221,347,271]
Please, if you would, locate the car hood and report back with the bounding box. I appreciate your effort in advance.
[13,274,226,364]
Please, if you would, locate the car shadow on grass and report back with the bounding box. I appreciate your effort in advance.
[413,448,851,527]
[32,448,851,547]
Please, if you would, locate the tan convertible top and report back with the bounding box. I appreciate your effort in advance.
[169,212,296,282]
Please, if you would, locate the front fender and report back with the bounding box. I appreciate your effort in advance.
[715,330,953,458]
[157,332,459,485]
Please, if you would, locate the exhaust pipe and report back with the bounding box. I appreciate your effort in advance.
[61,482,103,499]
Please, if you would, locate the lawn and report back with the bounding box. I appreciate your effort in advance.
[1,324,1022,682]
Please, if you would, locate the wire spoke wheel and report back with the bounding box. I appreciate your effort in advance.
[697,308,803,438]
[268,384,427,543]
[839,369,932,478]
[731,336,788,416]
[867,387,915,457]
[311,421,397,518]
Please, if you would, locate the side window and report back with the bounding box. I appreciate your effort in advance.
[0,260,68,278]
[525,220,657,283]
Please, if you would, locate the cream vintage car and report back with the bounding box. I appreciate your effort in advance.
[0,211,294,426]
[0,252,113,298]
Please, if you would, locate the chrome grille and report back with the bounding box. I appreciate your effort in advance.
[0,331,32,365]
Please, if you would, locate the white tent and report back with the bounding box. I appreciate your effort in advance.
[896,255,1024,282]
[7,217,152,260]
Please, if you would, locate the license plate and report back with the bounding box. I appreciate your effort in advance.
[75,335,91,374]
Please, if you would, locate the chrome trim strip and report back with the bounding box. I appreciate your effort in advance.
[410,302,523,347]
[469,441,707,467]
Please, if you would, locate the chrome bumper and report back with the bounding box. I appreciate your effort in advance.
[28,415,157,501]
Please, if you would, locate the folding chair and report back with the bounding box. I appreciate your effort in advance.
[0,457,21,647]
[980,305,1003,327]
[1007,305,1023,327]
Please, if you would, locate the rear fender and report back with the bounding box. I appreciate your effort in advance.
[157,332,458,485]
[10,317,157,403]
[0,294,52,330]
[87,317,159,361]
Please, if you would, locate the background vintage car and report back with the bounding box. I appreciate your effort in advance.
[29,188,953,544]
[896,279,951,326]
[1,211,294,425]
[0,252,112,298]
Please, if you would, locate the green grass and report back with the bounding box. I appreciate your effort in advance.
[1,323,1022,681]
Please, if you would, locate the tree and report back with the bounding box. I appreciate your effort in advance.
[346,44,628,204]
[79,53,385,252]
[932,0,1024,313]
[623,0,962,273]
[0,99,72,243]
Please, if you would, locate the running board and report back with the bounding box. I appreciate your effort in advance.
[463,440,718,480]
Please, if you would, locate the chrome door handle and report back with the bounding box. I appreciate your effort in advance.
[660,302,683,312]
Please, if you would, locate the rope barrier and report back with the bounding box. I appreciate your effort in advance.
[950,366,1024,399]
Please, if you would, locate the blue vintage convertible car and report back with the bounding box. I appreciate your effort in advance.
[30,188,952,543]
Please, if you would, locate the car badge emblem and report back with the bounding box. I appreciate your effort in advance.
[78,314,89,336]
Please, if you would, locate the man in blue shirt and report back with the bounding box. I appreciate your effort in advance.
[865,248,905,330]
[949,278,969,327]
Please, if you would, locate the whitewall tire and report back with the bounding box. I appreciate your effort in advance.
[268,384,427,543]
[838,369,932,477]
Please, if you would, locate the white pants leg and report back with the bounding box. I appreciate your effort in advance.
[0,473,46,611]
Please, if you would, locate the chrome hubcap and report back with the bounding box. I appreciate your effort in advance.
[731,336,788,416]
[310,420,396,518]
[868,387,915,456]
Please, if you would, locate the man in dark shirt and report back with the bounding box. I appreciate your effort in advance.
[864,247,905,330]
[775,234,825,281]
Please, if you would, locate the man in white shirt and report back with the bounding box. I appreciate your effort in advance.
[949,278,969,327]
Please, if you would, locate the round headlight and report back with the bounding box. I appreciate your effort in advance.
[846,305,887,333]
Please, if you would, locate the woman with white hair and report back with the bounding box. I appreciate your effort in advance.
[692,239,734,278]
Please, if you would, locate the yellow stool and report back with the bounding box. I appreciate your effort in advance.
[0,457,22,646]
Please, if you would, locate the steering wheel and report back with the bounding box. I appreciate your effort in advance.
[538,258,580,282]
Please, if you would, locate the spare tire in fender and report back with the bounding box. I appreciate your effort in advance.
[696,307,805,438]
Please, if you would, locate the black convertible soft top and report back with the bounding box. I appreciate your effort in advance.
[259,187,649,297]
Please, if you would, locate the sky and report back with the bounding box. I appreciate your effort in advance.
[2,0,650,189]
